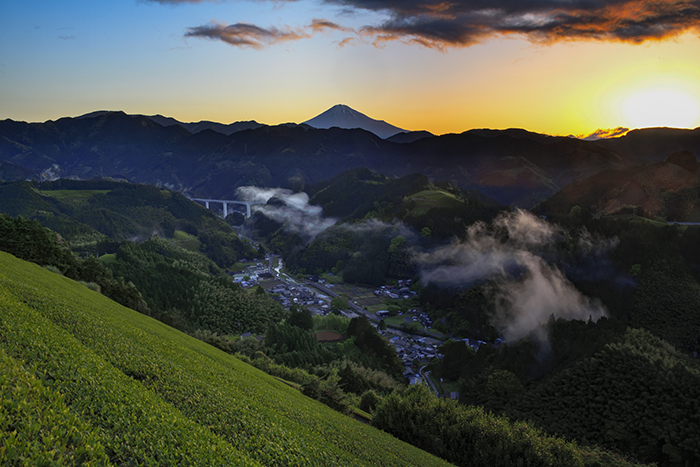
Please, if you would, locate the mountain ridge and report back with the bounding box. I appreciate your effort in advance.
[1,111,699,207]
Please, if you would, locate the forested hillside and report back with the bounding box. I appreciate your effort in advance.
[107,237,284,333]
[0,251,452,466]
[0,179,255,267]
[420,212,700,466]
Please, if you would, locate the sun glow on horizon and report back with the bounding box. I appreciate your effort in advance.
[622,87,700,130]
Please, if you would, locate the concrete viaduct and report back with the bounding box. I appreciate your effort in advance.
[189,198,263,218]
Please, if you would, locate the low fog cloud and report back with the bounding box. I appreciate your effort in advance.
[415,210,608,343]
[170,0,700,49]
[237,186,337,240]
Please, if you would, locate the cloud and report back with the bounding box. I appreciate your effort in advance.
[575,127,630,141]
[185,17,354,48]
[338,0,700,48]
[185,21,310,49]
[178,0,700,50]
[237,186,337,239]
[415,210,608,343]
[336,36,357,47]
[310,18,352,32]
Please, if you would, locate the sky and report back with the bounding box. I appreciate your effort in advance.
[1,0,699,136]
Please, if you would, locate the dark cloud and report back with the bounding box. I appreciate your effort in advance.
[173,0,700,49]
[185,21,310,48]
[344,0,700,48]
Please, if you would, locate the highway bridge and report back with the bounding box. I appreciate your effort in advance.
[189,197,264,218]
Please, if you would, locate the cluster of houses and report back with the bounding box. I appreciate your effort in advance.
[373,280,416,300]
[379,333,441,382]
[230,259,273,288]
[413,310,432,328]
[267,283,331,314]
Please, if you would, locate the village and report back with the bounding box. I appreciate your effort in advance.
[229,255,451,392]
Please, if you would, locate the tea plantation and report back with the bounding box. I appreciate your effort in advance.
[0,251,451,466]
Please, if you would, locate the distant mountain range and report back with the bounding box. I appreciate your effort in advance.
[1,109,699,210]
[77,104,431,141]
[77,110,266,136]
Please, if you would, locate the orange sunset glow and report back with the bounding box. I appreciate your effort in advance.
[1,1,699,136]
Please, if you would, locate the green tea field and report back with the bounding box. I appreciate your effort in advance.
[0,251,451,466]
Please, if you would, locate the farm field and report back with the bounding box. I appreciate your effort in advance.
[331,283,383,308]
[385,315,424,331]
[0,251,451,467]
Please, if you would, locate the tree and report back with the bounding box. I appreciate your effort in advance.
[287,306,313,330]
[360,390,382,413]
[330,296,347,312]
[225,211,246,227]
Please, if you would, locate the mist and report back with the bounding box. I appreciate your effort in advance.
[237,186,337,240]
[415,210,608,343]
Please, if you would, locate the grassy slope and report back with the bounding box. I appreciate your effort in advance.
[39,189,112,199]
[0,251,450,467]
[405,189,464,216]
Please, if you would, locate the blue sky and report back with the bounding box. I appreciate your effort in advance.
[2,0,699,135]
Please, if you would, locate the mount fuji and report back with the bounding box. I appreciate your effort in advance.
[303,104,407,139]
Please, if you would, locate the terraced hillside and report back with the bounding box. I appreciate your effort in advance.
[0,251,451,466]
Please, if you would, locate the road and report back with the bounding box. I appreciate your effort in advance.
[419,365,440,396]
[305,282,366,317]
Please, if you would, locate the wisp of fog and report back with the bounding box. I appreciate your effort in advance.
[237,186,337,240]
[415,210,608,343]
